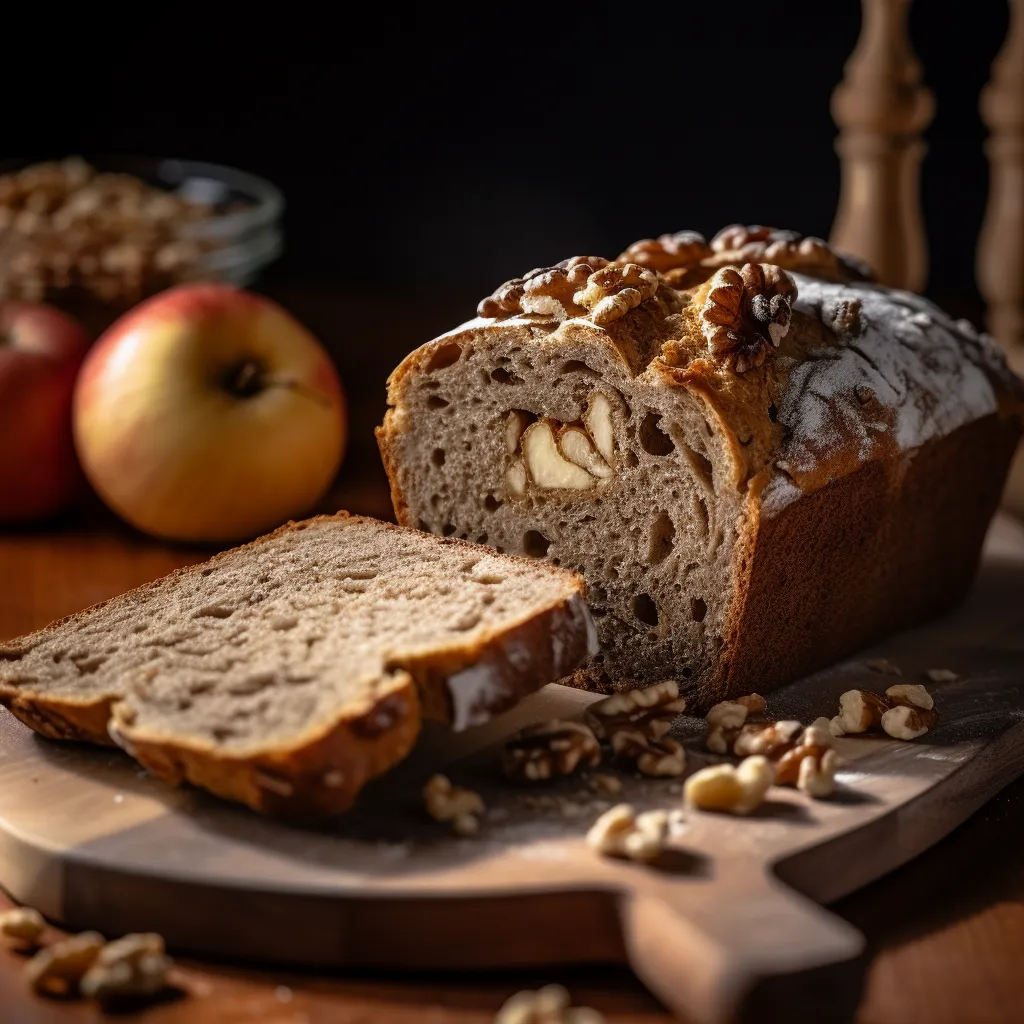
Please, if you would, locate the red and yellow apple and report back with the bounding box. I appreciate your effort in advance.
[74,284,347,543]
[0,302,90,524]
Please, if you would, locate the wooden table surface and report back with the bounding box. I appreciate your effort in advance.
[1,284,1022,1023]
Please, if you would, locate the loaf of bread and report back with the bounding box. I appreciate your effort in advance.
[0,514,595,817]
[378,225,1024,708]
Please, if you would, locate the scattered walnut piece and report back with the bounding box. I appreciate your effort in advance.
[797,748,840,798]
[867,658,903,676]
[588,680,687,742]
[881,704,937,740]
[925,668,959,684]
[685,756,776,815]
[503,720,601,782]
[25,931,105,997]
[424,774,485,836]
[616,230,710,272]
[884,683,933,710]
[733,719,802,758]
[586,803,669,863]
[80,933,171,1007]
[494,983,605,1024]
[573,263,659,325]
[831,685,936,741]
[704,693,765,753]
[0,907,45,948]
[832,689,893,734]
[700,263,797,373]
[609,731,686,777]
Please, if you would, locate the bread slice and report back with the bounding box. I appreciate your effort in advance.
[0,513,595,817]
[378,229,1024,708]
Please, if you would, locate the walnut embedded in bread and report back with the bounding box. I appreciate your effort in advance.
[616,230,710,272]
[700,263,798,372]
[477,256,610,320]
[708,223,874,282]
[573,263,659,325]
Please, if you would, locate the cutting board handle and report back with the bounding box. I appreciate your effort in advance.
[621,869,866,1024]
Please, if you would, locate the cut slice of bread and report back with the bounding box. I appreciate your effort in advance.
[0,513,595,818]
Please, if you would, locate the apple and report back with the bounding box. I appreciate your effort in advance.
[74,284,347,543]
[0,302,90,524]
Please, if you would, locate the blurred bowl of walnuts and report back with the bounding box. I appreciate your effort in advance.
[0,156,284,336]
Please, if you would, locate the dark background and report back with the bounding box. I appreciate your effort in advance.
[1,2,1011,304]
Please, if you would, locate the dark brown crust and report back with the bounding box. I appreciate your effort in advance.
[709,414,1020,711]
[0,513,595,819]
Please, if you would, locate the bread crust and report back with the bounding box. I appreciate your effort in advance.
[0,513,596,819]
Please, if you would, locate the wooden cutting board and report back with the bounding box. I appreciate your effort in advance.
[1,515,1023,1024]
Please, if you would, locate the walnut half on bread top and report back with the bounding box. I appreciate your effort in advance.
[377,225,1024,707]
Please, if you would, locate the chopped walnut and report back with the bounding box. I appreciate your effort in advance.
[25,931,105,997]
[503,720,601,782]
[616,230,710,272]
[700,263,797,372]
[478,256,610,319]
[423,774,485,836]
[704,693,766,753]
[831,685,936,740]
[796,748,840,798]
[80,933,171,1007]
[732,719,802,758]
[494,983,605,1024]
[0,907,44,947]
[925,668,959,684]
[588,680,687,741]
[828,297,863,338]
[587,772,623,795]
[573,263,659,326]
[684,756,776,815]
[609,731,686,777]
[586,803,669,863]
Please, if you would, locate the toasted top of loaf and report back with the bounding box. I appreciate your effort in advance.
[385,225,1024,516]
[0,514,595,816]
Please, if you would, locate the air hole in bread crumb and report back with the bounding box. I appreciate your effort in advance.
[293,523,309,531]
[684,445,714,491]
[417,519,430,532]
[484,494,501,512]
[639,413,674,456]
[426,342,462,371]
[460,559,479,573]
[682,667,693,678]
[200,568,215,577]
[768,402,778,422]
[476,534,488,544]
[491,366,524,385]
[427,395,450,410]
[523,530,551,557]
[623,450,639,468]
[442,523,457,537]
[559,360,600,378]
[633,593,659,627]
[452,611,482,631]
[648,513,675,565]
[693,496,709,538]
[691,598,708,622]
[271,615,299,631]
[432,448,446,467]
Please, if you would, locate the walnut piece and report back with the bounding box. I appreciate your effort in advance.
[586,803,669,863]
[503,720,601,782]
[587,772,623,795]
[495,983,605,1024]
[684,756,776,815]
[0,907,44,947]
[616,230,710,272]
[609,731,686,777]
[704,693,766,753]
[708,224,872,282]
[507,391,615,499]
[830,686,937,740]
[80,933,171,1007]
[925,668,959,684]
[573,263,659,326]
[423,774,485,836]
[700,263,798,373]
[732,719,802,758]
[477,256,610,320]
[25,931,105,997]
[588,680,687,741]
[867,657,903,676]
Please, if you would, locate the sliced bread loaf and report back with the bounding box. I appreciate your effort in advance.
[378,227,1024,708]
[0,513,595,817]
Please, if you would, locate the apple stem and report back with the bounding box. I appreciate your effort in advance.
[225,360,265,399]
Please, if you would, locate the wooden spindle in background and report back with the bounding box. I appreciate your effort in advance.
[978,0,1024,373]
[830,0,934,291]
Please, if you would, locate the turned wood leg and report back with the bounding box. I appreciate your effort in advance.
[830,0,934,292]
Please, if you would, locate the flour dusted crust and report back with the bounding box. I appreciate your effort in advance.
[0,514,596,818]
[378,226,1024,706]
